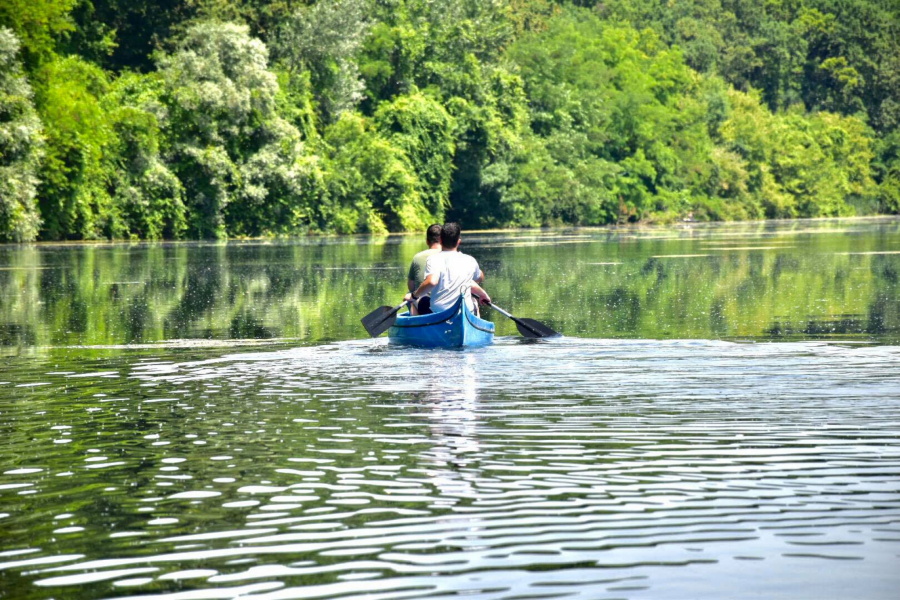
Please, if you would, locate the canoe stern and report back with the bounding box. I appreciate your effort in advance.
[388,296,494,348]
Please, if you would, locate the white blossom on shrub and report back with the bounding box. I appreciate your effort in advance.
[0,28,42,242]
[274,0,368,119]
[158,22,315,237]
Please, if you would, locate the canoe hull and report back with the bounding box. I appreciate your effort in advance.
[388,296,494,348]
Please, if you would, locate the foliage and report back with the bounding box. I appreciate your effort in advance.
[1,0,897,241]
[507,11,718,224]
[0,29,43,242]
[32,56,187,240]
[103,73,187,239]
[872,131,900,214]
[596,0,900,134]
[322,112,427,233]
[156,21,318,238]
[273,0,369,121]
[375,92,455,220]
[719,88,877,219]
[33,55,116,239]
[0,0,77,67]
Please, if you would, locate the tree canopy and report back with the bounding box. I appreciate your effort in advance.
[0,0,896,241]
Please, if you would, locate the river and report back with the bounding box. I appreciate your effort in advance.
[1,218,899,599]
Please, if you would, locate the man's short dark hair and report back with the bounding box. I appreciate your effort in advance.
[426,224,442,246]
[440,222,461,248]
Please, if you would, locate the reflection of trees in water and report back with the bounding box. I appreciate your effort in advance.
[485,231,900,341]
[1,224,899,348]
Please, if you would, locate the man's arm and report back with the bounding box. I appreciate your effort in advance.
[404,274,438,303]
[407,260,417,293]
[470,282,491,305]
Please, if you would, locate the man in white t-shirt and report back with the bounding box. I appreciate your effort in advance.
[404,222,490,313]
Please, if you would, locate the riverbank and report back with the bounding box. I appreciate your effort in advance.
[1,218,898,350]
[1,215,898,248]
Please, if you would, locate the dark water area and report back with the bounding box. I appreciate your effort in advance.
[1,218,900,599]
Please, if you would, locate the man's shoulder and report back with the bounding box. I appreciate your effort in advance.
[423,250,445,270]
[412,248,440,269]
[414,248,441,261]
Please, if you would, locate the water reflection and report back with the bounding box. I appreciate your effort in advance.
[2,219,900,599]
[418,353,482,505]
[0,218,899,350]
[1,338,899,598]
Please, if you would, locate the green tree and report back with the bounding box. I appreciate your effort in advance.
[0,0,895,240]
[103,72,187,239]
[0,0,76,67]
[800,0,900,132]
[357,5,426,108]
[33,56,186,240]
[34,55,117,239]
[273,0,369,122]
[375,92,455,221]
[718,87,877,218]
[0,28,43,242]
[596,0,900,134]
[507,7,718,224]
[156,21,318,238]
[323,112,428,233]
[873,131,900,213]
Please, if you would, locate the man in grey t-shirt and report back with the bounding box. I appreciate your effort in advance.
[406,224,442,314]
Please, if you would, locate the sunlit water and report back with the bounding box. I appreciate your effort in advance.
[2,219,900,599]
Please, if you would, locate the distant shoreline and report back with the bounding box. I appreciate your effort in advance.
[2,215,898,249]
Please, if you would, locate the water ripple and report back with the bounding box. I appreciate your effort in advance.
[1,338,899,599]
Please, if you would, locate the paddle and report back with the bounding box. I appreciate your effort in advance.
[485,301,559,339]
[361,302,409,337]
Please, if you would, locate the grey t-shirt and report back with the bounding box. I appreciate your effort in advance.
[408,248,441,289]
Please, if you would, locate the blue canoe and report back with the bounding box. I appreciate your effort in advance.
[389,295,494,348]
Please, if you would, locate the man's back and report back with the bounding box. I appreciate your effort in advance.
[408,248,441,290]
[425,251,482,312]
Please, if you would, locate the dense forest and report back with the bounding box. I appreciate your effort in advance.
[0,0,898,241]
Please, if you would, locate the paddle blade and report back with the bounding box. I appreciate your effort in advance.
[514,317,559,339]
[361,305,399,337]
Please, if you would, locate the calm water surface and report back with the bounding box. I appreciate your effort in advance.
[1,219,899,599]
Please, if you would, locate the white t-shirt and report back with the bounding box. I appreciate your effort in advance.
[424,251,482,312]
